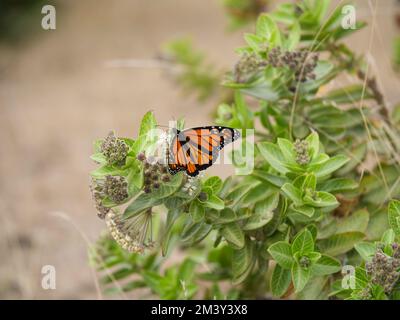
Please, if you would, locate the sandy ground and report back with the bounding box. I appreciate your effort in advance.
[0,0,399,299]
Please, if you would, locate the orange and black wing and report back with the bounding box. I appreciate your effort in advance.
[167,126,240,177]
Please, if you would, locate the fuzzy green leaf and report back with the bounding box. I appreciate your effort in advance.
[258,142,288,174]
[312,254,341,276]
[305,132,319,161]
[317,232,365,256]
[310,155,349,178]
[281,183,303,206]
[277,138,296,163]
[268,241,294,269]
[336,209,369,234]
[204,195,225,210]
[232,241,254,284]
[291,262,311,293]
[354,242,376,262]
[271,264,292,297]
[292,229,314,255]
[221,222,245,249]
[189,200,205,222]
[388,200,400,237]
[381,229,395,245]
[203,176,223,194]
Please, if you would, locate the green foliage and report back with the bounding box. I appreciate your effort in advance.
[268,228,340,294]
[335,201,400,300]
[160,38,222,101]
[394,36,400,72]
[89,0,400,300]
[222,0,268,30]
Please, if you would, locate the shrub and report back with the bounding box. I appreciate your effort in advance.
[89,0,400,300]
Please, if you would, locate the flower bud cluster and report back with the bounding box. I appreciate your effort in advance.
[101,131,129,166]
[233,52,267,83]
[90,175,129,219]
[365,244,400,294]
[268,47,318,84]
[294,139,310,165]
[137,152,170,193]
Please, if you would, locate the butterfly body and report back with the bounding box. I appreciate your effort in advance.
[167,126,240,177]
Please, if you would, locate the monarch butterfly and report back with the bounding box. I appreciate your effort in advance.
[167,126,240,177]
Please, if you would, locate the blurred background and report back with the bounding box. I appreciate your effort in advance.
[0,0,399,299]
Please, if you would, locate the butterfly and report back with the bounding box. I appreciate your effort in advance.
[167,126,240,177]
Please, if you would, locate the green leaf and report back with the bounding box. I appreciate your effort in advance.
[90,153,107,165]
[307,251,322,263]
[244,33,261,52]
[324,84,374,104]
[178,259,197,282]
[297,276,329,300]
[255,192,280,215]
[291,229,314,255]
[243,212,273,231]
[312,254,341,276]
[354,267,369,289]
[256,14,282,46]
[151,172,184,200]
[139,111,157,137]
[354,242,376,262]
[336,209,369,234]
[286,21,300,50]
[281,183,303,206]
[271,264,292,297]
[268,241,294,269]
[291,205,315,217]
[210,208,239,224]
[303,173,317,191]
[317,232,365,256]
[133,111,158,154]
[304,191,338,208]
[161,208,181,256]
[318,178,358,193]
[239,77,282,102]
[232,240,254,284]
[243,193,279,230]
[291,262,311,293]
[221,222,245,249]
[269,3,296,25]
[381,229,395,245]
[310,155,349,178]
[305,132,319,160]
[123,193,162,219]
[252,171,288,188]
[367,209,389,241]
[300,61,335,92]
[204,195,225,210]
[241,183,273,206]
[90,165,127,178]
[314,0,330,23]
[203,176,223,194]
[307,224,318,242]
[142,271,164,296]
[225,180,259,207]
[181,221,212,245]
[277,138,296,163]
[388,200,400,236]
[189,200,205,222]
[258,142,288,174]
